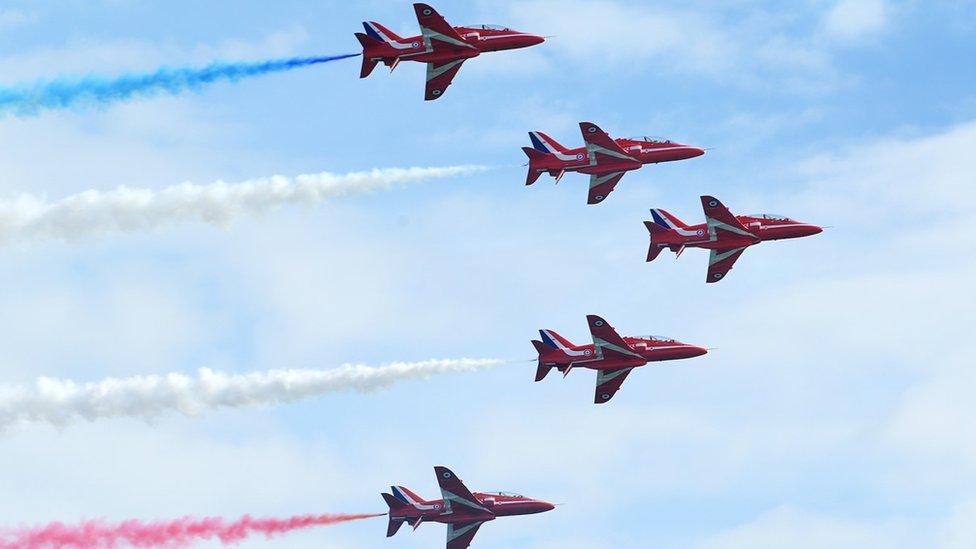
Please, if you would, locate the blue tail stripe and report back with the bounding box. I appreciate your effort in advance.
[539,330,559,349]
[391,486,411,504]
[651,210,671,228]
[363,22,384,42]
[529,132,550,153]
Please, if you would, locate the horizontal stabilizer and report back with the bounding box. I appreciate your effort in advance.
[644,221,670,262]
[532,340,555,381]
[354,33,383,78]
[383,492,411,513]
[522,147,551,186]
[387,516,405,537]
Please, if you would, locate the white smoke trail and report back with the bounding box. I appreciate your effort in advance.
[0,165,488,244]
[0,358,505,430]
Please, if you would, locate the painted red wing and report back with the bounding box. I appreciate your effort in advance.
[707,247,748,283]
[446,521,485,549]
[594,367,635,404]
[587,171,627,204]
[579,122,631,161]
[414,3,475,52]
[701,195,752,235]
[586,315,645,365]
[434,466,489,513]
[425,59,466,101]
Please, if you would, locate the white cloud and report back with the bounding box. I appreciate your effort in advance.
[499,0,844,91]
[697,507,914,549]
[824,0,889,40]
[0,9,35,29]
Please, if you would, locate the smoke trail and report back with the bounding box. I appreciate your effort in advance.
[0,358,505,430]
[0,165,488,244]
[0,512,384,548]
[0,53,360,116]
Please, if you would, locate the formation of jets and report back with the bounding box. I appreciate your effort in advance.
[382,466,555,549]
[354,4,824,547]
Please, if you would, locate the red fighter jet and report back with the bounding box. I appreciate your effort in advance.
[532,315,708,404]
[355,3,545,101]
[382,466,554,549]
[645,195,824,283]
[522,122,706,204]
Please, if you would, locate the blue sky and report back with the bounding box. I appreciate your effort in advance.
[0,0,975,547]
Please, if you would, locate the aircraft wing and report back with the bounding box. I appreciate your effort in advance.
[446,521,485,549]
[707,246,749,283]
[587,171,627,204]
[701,195,754,240]
[415,3,476,53]
[435,466,491,515]
[579,122,635,164]
[425,59,466,100]
[586,315,644,362]
[595,367,635,404]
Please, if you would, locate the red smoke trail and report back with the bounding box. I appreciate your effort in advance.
[0,513,384,548]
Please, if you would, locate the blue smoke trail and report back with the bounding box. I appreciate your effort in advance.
[0,53,360,116]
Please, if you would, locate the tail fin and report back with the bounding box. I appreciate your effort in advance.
[362,21,405,43]
[382,493,410,537]
[532,340,556,381]
[529,131,571,154]
[539,329,577,350]
[522,147,551,186]
[644,221,672,262]
[355,33,383,78]
[650,208,689,229]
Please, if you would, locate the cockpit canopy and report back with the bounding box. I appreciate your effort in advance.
[470,24,511,31]
[627,136,673,144]
[750,213,792,221]
[486,491,524,498]
[639,335,676,342]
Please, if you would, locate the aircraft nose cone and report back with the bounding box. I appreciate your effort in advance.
[690,147,706,158]
[539,501,556,513]
[688,345,709,358]
[525,34,546,46]
[800,225,823,237]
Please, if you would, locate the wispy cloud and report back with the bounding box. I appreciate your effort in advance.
[823,0,889,40]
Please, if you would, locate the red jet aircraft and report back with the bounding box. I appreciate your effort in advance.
[645,195,824,283]
[532,315,708,404]
[523,122,706,204]
[382,466,554,549]
[355,3,545,101]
